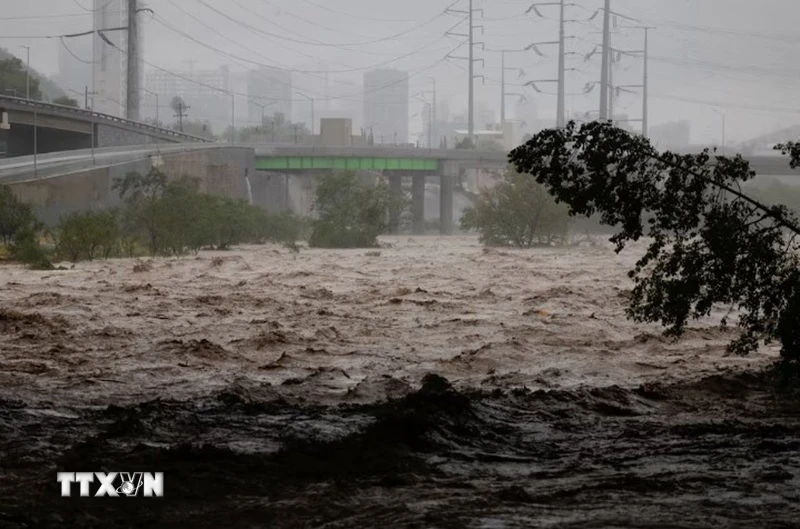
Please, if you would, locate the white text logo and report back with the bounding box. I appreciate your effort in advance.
[56,472,164,497]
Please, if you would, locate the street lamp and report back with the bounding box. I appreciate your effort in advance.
[250,100,277,131]
[19,45,30,99]
[712,108,726,153]
[68,88,97,163]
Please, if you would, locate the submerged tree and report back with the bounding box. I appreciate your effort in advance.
[509,121,800,362]
[460,167,569,247]
[309,171,398,248]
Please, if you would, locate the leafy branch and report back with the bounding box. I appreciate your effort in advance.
[509,121,800,361]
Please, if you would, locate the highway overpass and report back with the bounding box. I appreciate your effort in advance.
[0,142,798,234]
[0,94,210,158]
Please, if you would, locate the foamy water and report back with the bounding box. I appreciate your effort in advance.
[0,235,779,406]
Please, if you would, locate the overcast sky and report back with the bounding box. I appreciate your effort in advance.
[1,0,798,145]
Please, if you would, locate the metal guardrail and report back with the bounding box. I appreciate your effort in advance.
[0,143,241,185]
[0,95,211,143]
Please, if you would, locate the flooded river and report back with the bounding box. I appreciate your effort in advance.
[1,236,798,527]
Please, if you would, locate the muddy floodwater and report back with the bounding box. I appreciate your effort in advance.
[1,236,798,528]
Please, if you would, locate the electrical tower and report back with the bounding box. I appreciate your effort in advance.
[445,0,484,144]
[599,0,611,120]
[523,0,573,128]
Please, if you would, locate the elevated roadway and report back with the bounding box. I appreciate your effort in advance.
[0,95,210,157]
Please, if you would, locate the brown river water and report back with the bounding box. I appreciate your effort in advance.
[1,236,798,528]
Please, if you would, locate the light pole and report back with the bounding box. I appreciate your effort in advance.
[295,92,315,137]
[142,87,160,155]
[250,100,277,134]
[69,88,97,163]
[19,45,30,99]
[713,108,726,153]
[424,77,436,148]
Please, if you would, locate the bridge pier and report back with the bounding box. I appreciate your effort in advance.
[440,161,460,235]
[389,174,403,235]
[412,175,426,235]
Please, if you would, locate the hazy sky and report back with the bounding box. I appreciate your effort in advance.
[1,0,798,144]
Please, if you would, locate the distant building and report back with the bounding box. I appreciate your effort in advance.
[650,121,691,151]
[248,67,292,127]
[145,66,231,132]
[364,69,409,145]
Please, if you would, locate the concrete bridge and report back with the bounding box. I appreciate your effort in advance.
[0,95,209,157]
[0,141,797,233]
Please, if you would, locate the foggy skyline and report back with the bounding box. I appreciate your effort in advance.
[1,0,799,145]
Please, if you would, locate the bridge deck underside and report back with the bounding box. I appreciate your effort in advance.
[256,156,439,172]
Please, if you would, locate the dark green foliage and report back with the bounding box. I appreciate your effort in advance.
[510,121,800,362]
[0,57,42,100]
[114,168,168,256]
[460,167,570,247]
[0,184,51,268]
[776,142,800,169]
[55,210,120,262]
[309,172,396,248]
[113,168,303,256]
[0,185,38,247]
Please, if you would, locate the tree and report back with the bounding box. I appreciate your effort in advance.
[0,184,39,247]
[113,168,168,256]
[309,171,396,248]
[53,96,79,108]
[456,137,475,150]
[510,120,800,363]
[460,167,570,247]
[0,57,42,100]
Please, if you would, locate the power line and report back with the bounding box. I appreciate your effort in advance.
[235,0,456,48]
[151,11,458,86]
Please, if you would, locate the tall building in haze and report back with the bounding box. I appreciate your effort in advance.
[364,69,409,145]
[92,0,143,117]
[248,67,292,126]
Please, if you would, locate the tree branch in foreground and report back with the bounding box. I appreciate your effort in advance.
[509,121,800,361]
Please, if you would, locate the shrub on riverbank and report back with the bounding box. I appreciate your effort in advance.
[0,185,52,269]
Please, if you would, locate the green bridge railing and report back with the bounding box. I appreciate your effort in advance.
[255,156,439,172]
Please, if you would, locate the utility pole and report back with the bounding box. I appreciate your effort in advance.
[523,1,569,127]
[426,76,437,149]
[501,50,506,127]
[556,0,566,127]
[174,101,189,132]
[608,50,614,122]
[19,46,30,100]
[445,1,483,144]
[642,27,650,138]
[468,0,474,142]
[599,0,611,120]
[126,0,140,121]
[84,85,98,110]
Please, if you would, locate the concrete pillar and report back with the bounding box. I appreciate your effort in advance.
[412,175,426,235]
[440,161,459,235]
[389,174,403,234]
[439,173,454,235]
